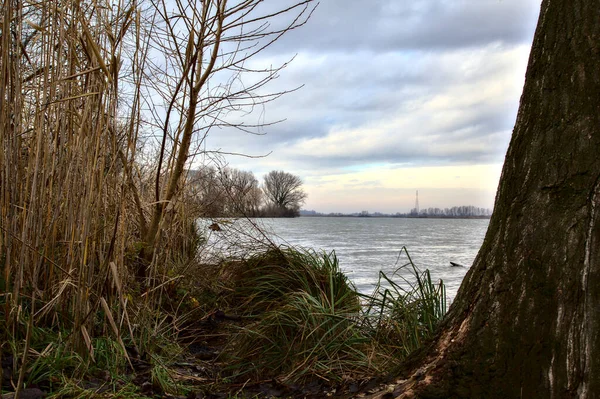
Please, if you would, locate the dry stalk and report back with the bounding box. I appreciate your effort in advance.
[0,0,316,393]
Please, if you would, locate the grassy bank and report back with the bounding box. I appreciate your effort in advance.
[1,243,445,398]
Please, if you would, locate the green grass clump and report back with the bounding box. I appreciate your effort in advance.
[0,314,185,397]
[222,246,447,384]
[228,290,372,382]
[360,246,447,359]
[230,247,359,315]
[224,247,370,383]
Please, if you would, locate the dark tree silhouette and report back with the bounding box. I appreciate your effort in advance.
[371,0,600,397]
[262,171,308,216]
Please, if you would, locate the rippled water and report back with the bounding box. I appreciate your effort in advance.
[258,217,489,302]
[200,217,489,302]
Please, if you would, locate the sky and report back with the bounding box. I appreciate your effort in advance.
[201,0,542,214]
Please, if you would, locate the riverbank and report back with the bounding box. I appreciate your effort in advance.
[1,246,444,399]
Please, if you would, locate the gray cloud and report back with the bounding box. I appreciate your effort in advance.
[197,0,542,211]
[211,44,529,166]
[261,0,541,54]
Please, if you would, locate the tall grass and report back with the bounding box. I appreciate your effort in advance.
[360,247,447,358]
[0,0,221,392]
[222,246,446,384]
[222,248,369,382]
[1,1,138,391]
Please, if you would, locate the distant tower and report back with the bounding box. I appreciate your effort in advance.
[415,190,420,214]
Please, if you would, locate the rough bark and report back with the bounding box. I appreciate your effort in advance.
[373,0,600,397]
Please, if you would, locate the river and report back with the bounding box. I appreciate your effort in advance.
[201,217,489,302]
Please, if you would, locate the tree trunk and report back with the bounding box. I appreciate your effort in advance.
[376,0,600,397]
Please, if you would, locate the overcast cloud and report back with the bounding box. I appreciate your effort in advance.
[199,0,542,213]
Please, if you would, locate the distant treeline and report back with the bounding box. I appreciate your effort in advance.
[188,167,307,218]
[408,205,492,218]
[300,205,492,218]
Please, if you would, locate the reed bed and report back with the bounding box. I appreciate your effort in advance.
[1,0,139,390]
[0,0,315,394]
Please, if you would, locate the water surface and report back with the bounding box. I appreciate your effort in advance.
[259,217,489,301]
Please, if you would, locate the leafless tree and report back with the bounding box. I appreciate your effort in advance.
[127,0,317,278]
[224,168,262,216]
[188,166,228,216]
[262,170,307,216]
[188,166,262,217]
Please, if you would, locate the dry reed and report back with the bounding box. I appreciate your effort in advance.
[0,0,316,394]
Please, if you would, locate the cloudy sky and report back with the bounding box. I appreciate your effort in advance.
[202,0,542,214]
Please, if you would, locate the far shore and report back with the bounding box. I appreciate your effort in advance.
[299,214,491,219]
